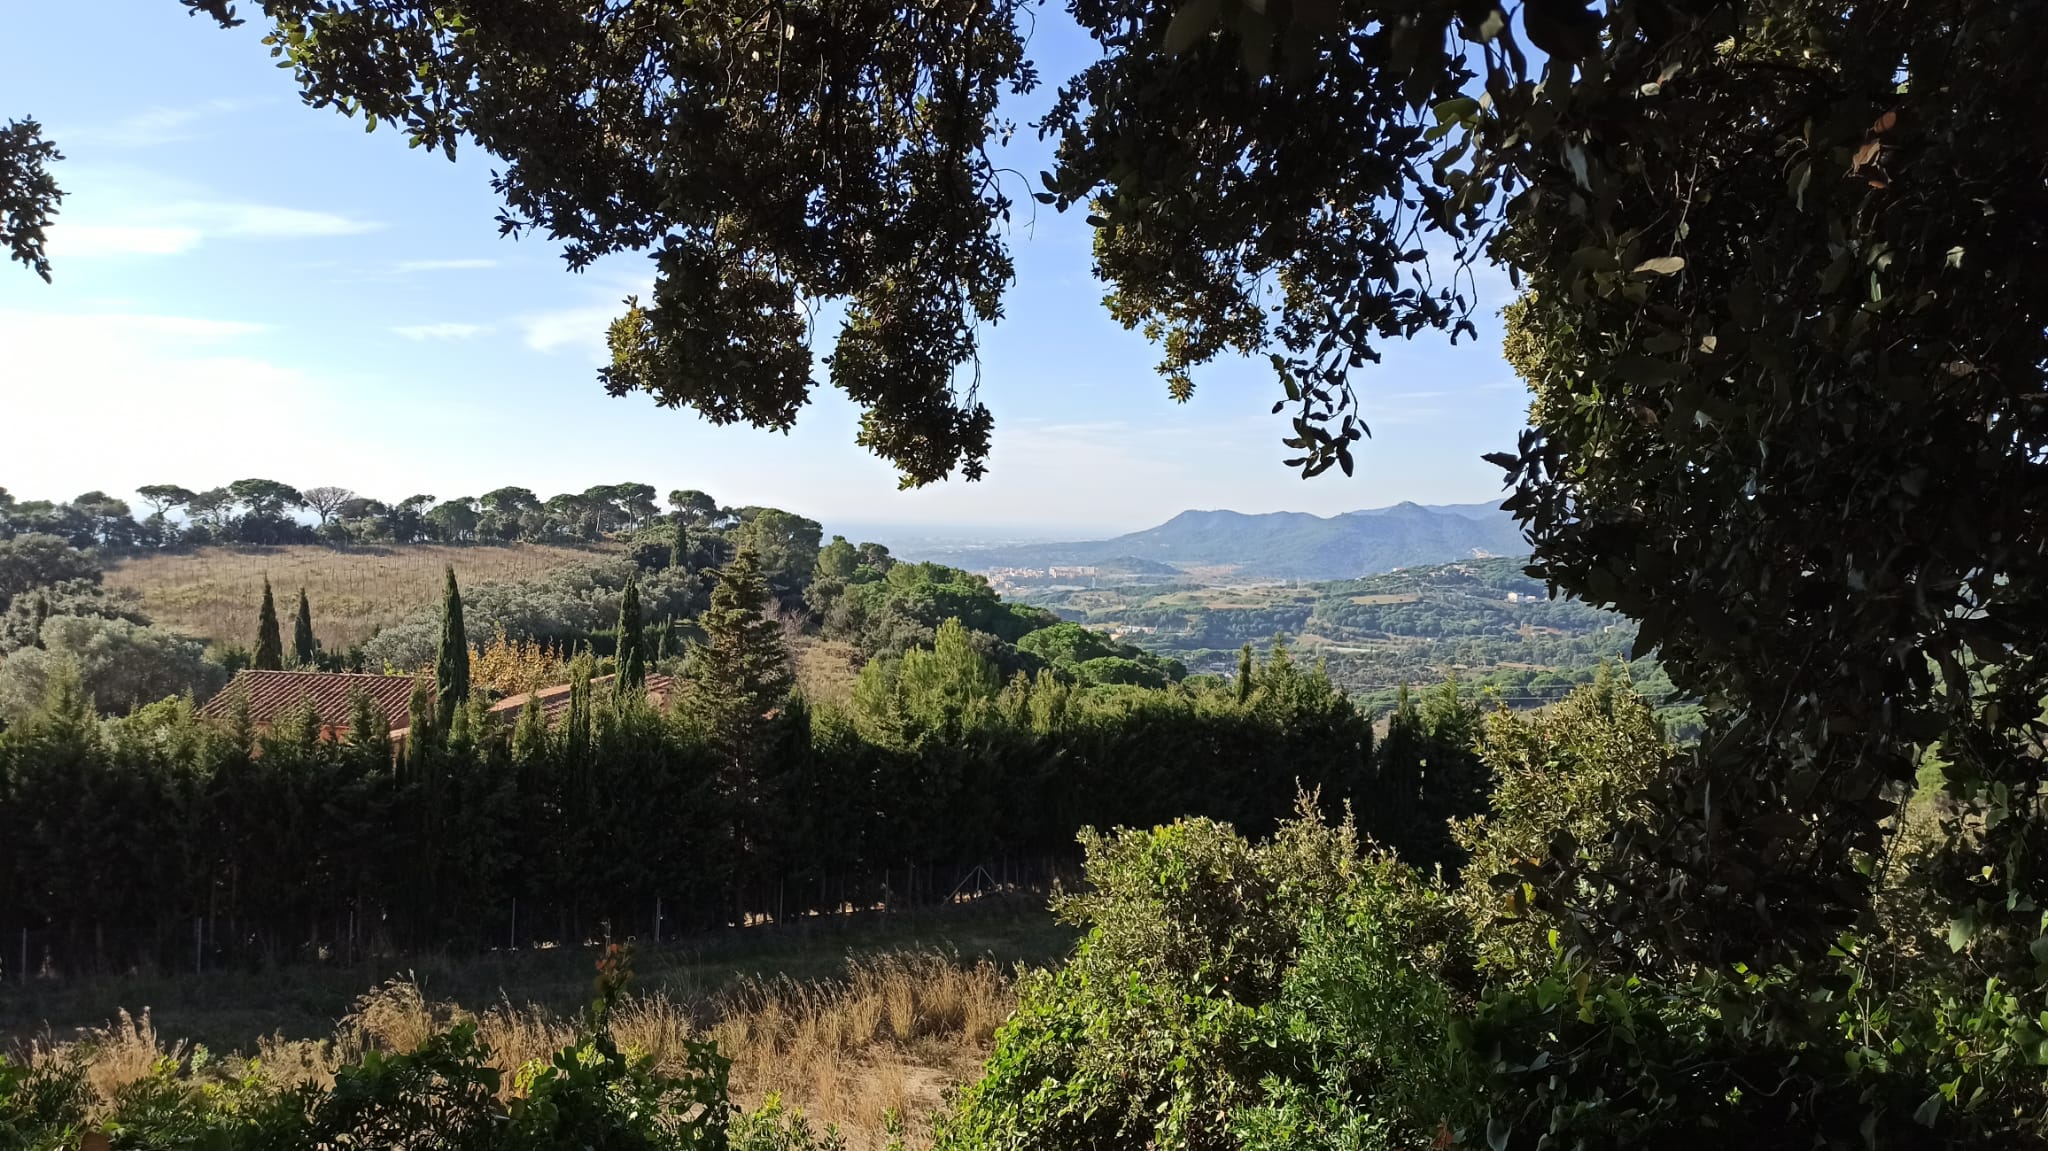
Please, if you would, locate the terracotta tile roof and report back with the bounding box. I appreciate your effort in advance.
[197,670,424,730]
[487,674,675,727]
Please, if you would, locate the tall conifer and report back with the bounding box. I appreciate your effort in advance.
[679,547,793,772]
[292,588,318,668]
[253,577,284,670]
[435,567,468,731]
[511,691,549,761]
[1235,643,1255,704]
[614,575,646,699]
[563,653,593,767]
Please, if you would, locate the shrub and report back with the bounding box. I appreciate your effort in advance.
[0,616,224,722]
[935,799,1470,1151]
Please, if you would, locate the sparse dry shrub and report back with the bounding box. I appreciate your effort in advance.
[23,1009,180,1111]
[250,1032,352,1091]
[341,976,464,1054]
[23,950,1013,1150]
[470,627,570,697]
[475,997,577,1085]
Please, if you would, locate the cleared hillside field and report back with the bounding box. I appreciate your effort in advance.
[105,543,610,652]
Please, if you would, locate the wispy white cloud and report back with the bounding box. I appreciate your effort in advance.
[201,203,380,239]
[0,309,267,342]
[46,224,204,258]
[63,99,260,148]
[394,322,487,340]
[43,197,380,261]
[112,314,270,340]
[398,258,499,272]
[521,305,621,359]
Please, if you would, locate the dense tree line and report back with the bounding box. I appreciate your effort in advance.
[0,545,1488,977]
[0,482,816,554]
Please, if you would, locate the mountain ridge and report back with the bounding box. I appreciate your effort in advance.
[901,501,1525,581]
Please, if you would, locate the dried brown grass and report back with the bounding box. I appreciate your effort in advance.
[792,636,865,705]
[104,543,604,652]
[20,951,1013,1150]
[706,952,1010,1149]
[24,1009,185,1104]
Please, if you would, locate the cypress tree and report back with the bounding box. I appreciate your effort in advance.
[679,547,794,773]
[564,653,593,767]
[511,691,549,761]
[435,566,469,731]
[1374,684,1430,862]
[614,575,646,698]
[1235,643,1255,704]
[292,588,318,668]
[670,516,689,571]
[254,577,284,670]
[405,676,435,770]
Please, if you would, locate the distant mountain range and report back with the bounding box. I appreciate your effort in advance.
[906,501,1526,581]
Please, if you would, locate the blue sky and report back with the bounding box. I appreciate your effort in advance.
[0,1,1531,538]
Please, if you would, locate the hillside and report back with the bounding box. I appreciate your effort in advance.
[907,501,1524,581]
[1012,556,1686,720]
[104,543,610,653]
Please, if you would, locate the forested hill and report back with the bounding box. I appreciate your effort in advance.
[908,501,1524,580]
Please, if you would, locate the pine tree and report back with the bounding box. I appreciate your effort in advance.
[679,547,794,771]
[613,575,645,699]
[1235,643,1255,704]
[253,577,284,670]
[348,690,393,761]
[435,566,469,731]
[292,588,318,668]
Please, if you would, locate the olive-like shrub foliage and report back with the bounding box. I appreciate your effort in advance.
[934,798,1474,1151]
[938,677,2048,1149]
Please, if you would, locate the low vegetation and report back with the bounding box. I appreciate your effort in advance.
[10,951,1013,1150]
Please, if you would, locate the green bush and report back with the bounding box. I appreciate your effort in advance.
[0,1058,92,1151]
[936,678,2048,1149]
[935,800,1472,1151]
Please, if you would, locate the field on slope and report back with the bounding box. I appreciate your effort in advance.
[105,543,610,653]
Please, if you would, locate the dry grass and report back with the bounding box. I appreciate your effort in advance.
[104,543,607,653]
[793,636,865,705]
[21,951,1014,1151]
[708,952,1011,1143]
